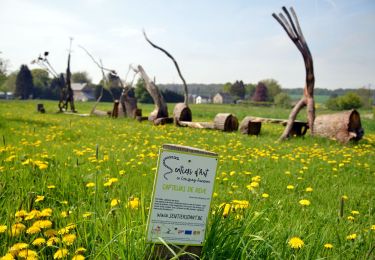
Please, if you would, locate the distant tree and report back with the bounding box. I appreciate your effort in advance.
[162,89,184,103]
[15,65,34,99]
[0,56,8,88]
[72,71,92,84]
[222,82,232,93]
[261,79,281,102]
[355,87,373,108]
[230,80,245,99]
[326,92,363,110]
[1,71,17,93]
[134,78,153,103]
[274,92,292,108]
[31,69,52,98]
[252,82,268,102]
[245,83,256,97]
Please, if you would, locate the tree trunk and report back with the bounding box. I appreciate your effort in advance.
[314,110,364,143]
[136,65,168,121]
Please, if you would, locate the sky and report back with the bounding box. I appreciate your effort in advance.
[0,0,374,89]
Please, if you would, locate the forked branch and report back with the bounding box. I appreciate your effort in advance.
[272,6,315,140]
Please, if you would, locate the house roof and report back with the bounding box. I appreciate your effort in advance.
[71,83,88,91]
[216,92,233,99]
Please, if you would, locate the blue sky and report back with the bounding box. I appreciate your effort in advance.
[1,0,374,89]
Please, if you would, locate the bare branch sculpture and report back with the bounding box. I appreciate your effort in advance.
[143,30,192,123]
[133,65,169,121]
[272,7,315,140]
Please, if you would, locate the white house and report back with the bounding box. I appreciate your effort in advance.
[71,83,95,102]
[213,92,234,104]
[196,95,211,104]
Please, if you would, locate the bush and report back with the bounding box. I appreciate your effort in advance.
[326,92,363,110]
[274,92,292,108]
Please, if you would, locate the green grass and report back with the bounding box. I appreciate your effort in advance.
[0,100,374,259]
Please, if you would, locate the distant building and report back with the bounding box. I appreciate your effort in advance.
[71,83,95,102]
[213,92,234,104]
[196,95,211,104]
[188,94,197,104]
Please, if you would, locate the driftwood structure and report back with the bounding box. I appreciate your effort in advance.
[272,7,315,140]
[143,31,192,123]
[239,116,308,136]
[135,65,169,121]
[314,110,364,143]
[178,113,239,132]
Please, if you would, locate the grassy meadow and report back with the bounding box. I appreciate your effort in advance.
[0,100,374,259]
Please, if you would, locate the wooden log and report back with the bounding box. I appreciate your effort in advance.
[214,113,239,132]
[239,116,262,135]
[173,103,192,123]
[177,121,215,129]
[136,116,149,122]
[153,117,174,126]
[313,109,364,143]
[37,104,45,113]
[92,109,110,117]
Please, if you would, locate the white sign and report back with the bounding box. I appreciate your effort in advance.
[146,145,218,245]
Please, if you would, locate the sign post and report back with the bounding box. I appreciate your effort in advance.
[146,144,218,259]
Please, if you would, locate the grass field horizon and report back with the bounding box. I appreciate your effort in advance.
[0,100,374,259]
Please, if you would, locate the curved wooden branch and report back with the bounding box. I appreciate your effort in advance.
[143,30,188,106]
[273,6,315,140]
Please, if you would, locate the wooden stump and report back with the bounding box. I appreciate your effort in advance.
[112,100,119,118]
[314,109,364,143]
[214,113,239,132]
[239,116,261,135]
[37,104,45,113]
[173,103,192,123]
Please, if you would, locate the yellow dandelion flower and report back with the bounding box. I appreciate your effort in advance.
[232,200,249,210]
[26,225,41,235]
[324,243,334,249]
[299,199,311,206]
[62,233,77,246]
[371,225,375,230]
[341,195,348,200]
[75,247,86,254]
[82,212,92,218]
[33,220,52,229]
[18,249,37,258]
[72,254,85,260]
[60,211,68,218]
[288,237,304,249]
[44,229,57,237]
[9,242,29,253]
[58,227,69,235]
[347,216,355,221]
[37,163,48,170]
[346,233,357,241]
[213,192,218,198]
[287,185,295,190]
[111,199,120,207]
[15,210,28,218]
[86,182,95,188]
[53,248,68,259]
[0,225,7,233]
[262,193,269,198]
[119,170,125,175]
[10,223,26,236]
[35,196,45,203]
[47,237,60,246]
[249,182,259,188]
[128,197,140,209]
[32,237,46,246]
[40,208,53,217]
[305,187,313,192]
[222,203,231,217]
[47,185,56,189]
[0,253,15,260]
[351,210,359,215]
[25,210,41,220]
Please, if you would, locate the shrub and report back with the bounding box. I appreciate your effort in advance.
[326,92,363,110]
[274,92,292,108]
